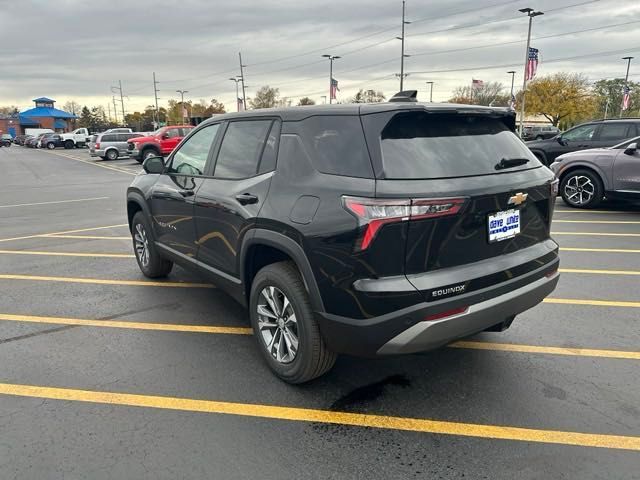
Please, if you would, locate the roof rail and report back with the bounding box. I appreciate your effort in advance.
[389,90,418,103]
[593,117,640,122]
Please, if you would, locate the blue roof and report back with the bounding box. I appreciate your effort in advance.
[20,107,77,119]
[54,119,67,129]
[33,97,56,103]
[19,115,40,126]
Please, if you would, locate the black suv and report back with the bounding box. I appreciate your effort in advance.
[526,118,640,165]
[126,93,560,383]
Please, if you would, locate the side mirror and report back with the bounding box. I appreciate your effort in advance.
[161,133,169,140]
[142,156,165,174]
[624,142,638,155]
[556,135,567,145]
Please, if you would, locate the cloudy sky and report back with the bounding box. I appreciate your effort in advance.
[1,0,639,114]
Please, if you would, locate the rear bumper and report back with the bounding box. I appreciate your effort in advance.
[315,250,559,357]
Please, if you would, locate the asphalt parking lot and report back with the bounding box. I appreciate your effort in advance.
[1,145,639,479]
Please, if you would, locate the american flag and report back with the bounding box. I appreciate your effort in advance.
[472,79,484,89]
[622,85,631,111]
[509,94,516,110]
[330,78,339,100]
[526,47,539,81]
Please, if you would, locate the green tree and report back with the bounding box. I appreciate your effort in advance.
[521,73,596,127]
[449,82,509,106]
[250,86,280,109]
[297,97,316,106]
[349,89,386,103]
[78,106,92,128]
[592,78,640,119]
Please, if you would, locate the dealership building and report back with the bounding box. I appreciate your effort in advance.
[0,97,77,137]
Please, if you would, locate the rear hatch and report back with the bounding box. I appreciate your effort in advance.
[359,108,557,301]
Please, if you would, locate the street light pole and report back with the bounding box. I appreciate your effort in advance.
[322,54,340,104]
[507,70,516,102]
[620,56,633,118]
[176,90,188,124]
[229,77,242,112]
[396,1,411,91]
[426,81,434,102]
[518,8,543,136]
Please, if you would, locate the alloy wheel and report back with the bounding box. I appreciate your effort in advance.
[257,286,299,364]
[564,175,595,206]
[133,223,150,267]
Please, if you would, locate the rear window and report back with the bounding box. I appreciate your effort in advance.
[379,112,541,179]
[101,134,117,142]
[298,116,373,178]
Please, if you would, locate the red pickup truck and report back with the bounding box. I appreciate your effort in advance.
[127,125,194,163]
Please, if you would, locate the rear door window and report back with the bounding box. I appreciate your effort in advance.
[377,112,540,179]
[597,123,632,141]
[214,120,272,179]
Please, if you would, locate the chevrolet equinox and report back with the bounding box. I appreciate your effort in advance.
[126,91,560,383]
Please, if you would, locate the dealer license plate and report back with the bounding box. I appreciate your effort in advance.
[488,209,520,243]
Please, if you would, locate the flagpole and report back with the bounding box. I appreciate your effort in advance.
[620,56,633,118]
[518,8,543,136]
[322,54,340,104]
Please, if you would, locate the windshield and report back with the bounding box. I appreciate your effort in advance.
[379,112,542,179]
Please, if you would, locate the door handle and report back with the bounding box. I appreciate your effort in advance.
[235,193,258,205]
[179,190,194,197]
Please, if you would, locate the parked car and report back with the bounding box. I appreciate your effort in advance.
[40,133,65,149]
[549,136,640,208]
[127,125,194,163]
[126,93,560,383]
[90,132,143,160]
[30,133,48,148]
[13,135,28,145]
[526,118,640,165]
[23,136,37,147]
[1,134,12,147]
[103,128,133,134]
[521,125,560,141]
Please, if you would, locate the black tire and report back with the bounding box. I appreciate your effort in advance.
[105,149,118,160]
[142,148,158,162]
[46,142,55,149]
[131,212,173,278]
[249,261,336,384]
[64,140,74,149]
[535,135,544,140]
[560,169,604,209]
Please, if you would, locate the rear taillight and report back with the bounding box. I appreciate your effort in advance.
[424,306,468,321]
[342,196,466,251]
[95,143,100,149]
[550,178,559,196]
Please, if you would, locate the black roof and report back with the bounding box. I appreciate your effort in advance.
[202,102,515,124]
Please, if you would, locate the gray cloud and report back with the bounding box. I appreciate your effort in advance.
[1,0,638,112]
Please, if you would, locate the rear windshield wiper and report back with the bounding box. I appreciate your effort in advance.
[495,157,530,170]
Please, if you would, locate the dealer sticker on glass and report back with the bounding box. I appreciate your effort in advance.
[488,209,520,243]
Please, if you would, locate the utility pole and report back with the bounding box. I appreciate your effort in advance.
[322,54,341,104]
[518,8,544,136]
[119,80,125,125]
[321,96,327,104]
[396,1,411,91]
[426,81,434,102]
[176,90,189,124]
[620,56,633,118]
[112,96,118,124]
[229,77,242,112]
[107,103,111,123]
[153,72,160,127]
[239,52,247,110]
[604,98,610,119]
[507,70,516,109]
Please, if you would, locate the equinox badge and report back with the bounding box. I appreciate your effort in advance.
[508,192,528,206]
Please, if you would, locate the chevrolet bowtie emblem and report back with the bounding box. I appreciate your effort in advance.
[508,192,528,206]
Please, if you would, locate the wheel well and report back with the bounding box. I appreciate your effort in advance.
[141,144,160,154]
[244,244,295,297]
[127,200,143,232]
[558,165,604,188]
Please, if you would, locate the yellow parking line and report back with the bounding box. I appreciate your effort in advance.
[554,220,640,224]
[0,313,250,335]
[0,382,638,451]
[0,224,129,243]
[0,196,109,209]
[48,151,137,176]
[560,247,640,254]
[450,341,640,360]
[551,232,640,237]
[2,313,638,361]
[0,250,133,258]
[0,274,214,288]
[43,235,131,240]
[544,298,640,308]
[559,268,640,276]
